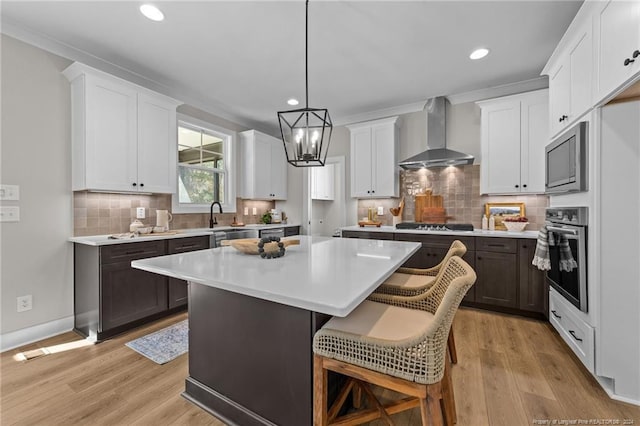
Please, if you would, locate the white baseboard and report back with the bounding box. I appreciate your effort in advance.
[0,316,74,352]
[594,374,640,407]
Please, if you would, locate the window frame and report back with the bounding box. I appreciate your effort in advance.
[172,114,236,214]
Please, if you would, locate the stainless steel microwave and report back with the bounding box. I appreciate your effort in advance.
[545,121,588,194]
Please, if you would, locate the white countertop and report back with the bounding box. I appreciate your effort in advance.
[131,235,420,317]
[69,223,301,246]
[341,225,540,239]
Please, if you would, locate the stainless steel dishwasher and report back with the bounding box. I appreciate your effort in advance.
[259,227,285,239]
[213,229,259,247]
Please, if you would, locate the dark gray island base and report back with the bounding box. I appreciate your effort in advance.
[184,281,332,426]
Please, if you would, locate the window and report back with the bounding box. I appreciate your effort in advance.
[172,115,235,213]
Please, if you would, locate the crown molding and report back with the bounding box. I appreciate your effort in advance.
[446,76,549,105]
[334,101,426,127]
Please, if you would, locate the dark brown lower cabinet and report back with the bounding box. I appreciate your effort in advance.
[475,250,518,308]
[101,261,168,330]
[74,236,209,341]
[342,230,547,318]
[284,226,300,236]
[518,239,547,315]
[167,236,210,309]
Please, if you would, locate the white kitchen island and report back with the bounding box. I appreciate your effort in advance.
[132,235,420,426]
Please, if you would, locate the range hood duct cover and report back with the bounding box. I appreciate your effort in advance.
[398,97,474,169]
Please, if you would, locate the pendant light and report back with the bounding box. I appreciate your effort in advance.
[277,0,333,167]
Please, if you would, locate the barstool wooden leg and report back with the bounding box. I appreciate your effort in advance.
[314,355,328,426]
[447,329,458,364]
[440,356,456,425]
[419,383,444,426]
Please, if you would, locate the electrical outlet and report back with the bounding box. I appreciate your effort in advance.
[0,184,19,200]
[136,207,145,219]
[252,207,257,215]
[17,295,32,312]
[0,206,20,222]
[244,207,249,215]
[377,206,384,216]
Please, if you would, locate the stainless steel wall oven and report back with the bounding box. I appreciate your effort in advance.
[545,207,588,312]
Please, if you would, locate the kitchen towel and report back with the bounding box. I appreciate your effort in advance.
[532,227,551,271]
[558,236,578,272]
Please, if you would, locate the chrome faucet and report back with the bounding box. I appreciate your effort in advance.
[210,201,223,228]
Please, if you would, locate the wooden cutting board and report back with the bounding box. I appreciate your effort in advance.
[421,207,452,223]
[414,190,445,222]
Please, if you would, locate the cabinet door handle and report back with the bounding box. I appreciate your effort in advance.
[178,245,199,250]
[488,243,505,248]
[568,330,583,342]
[367,190,371,194]
[633,49,640,59]
[515,184,519,188]
[140,183,144,188]
[371,190,375,194]
[523,184,527,188]
[132,182,137,187]
[624,58,635,66]
[551,310,561,319]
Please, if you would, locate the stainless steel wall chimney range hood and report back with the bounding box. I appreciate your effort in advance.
[398,97,474,169]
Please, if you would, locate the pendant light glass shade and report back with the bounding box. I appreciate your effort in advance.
[277,0,332,167]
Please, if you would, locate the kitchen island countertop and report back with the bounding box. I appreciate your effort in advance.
[132,235,420,317]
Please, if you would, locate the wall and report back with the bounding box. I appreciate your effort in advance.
[1,35,74,336]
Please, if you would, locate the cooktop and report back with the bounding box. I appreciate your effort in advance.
[395,223,474,231]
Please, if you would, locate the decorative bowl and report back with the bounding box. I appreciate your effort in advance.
[221,238,300,255]
[503,221,528,232]
[137,226,153,234]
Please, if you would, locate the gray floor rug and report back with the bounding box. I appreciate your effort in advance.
[125,319,188,364]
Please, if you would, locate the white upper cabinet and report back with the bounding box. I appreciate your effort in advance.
[347,116,399,198]
[239,130,287,200]
[595,0,640,103]
[311,163,335,201]
[477,90,549,195]
[63,63,181,193]
[546,18,593,138]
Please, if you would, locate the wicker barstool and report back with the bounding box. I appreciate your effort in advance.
[374,240,467,297]
[371,240,467,365]
[313,256,476,426]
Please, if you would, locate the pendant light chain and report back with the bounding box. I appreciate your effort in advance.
[277,0,332,167]
[305,0,309,109]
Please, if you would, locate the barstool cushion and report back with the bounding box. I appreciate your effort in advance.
[320,300,434,342]
[381,273,436,290]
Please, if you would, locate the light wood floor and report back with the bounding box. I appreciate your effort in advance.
[1,309,638,425]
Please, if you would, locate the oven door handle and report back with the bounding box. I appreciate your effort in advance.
[546,225,579,236]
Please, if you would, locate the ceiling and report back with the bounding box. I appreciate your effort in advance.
[1,1,582,134]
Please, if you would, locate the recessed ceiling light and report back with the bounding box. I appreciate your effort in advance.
[287,98,299,106]
[140,4,164,22]
[469,48,490,60]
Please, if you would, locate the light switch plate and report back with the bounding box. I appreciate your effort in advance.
[377,206,384,216]
[244,207,249,215]
[136,207,145,219]
[0,185,19,201]
[0,206,20,222]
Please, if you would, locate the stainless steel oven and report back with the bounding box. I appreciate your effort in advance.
[545,207,588,312]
